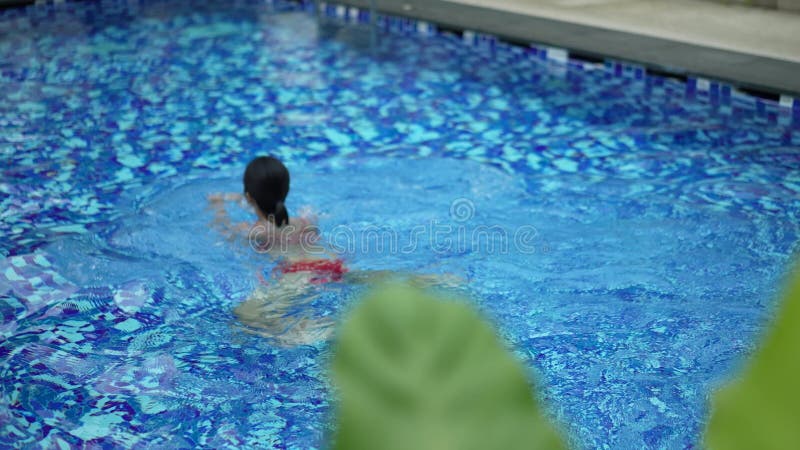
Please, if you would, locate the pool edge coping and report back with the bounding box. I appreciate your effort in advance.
[328,0,800,99]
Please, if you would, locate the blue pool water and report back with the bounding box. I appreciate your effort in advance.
[2,0,800,448]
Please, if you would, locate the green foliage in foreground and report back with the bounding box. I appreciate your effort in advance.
[704,266,800,449]
[331,284,566,450]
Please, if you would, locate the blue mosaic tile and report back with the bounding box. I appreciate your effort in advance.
[1,1,799,449]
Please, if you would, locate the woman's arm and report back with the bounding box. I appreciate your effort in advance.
[208,193,248,240]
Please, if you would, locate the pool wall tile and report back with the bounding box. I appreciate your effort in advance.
[347,6,358,22]
[290,0,793,114]
[545,47,568,63]
[415,21,435,36]
[696,78,710,92]
[686,76,698,95]
[2,2,800,448]
[4,0,797,121]
[779,94,797,110]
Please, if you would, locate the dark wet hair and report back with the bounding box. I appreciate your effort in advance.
[243,156,290,227]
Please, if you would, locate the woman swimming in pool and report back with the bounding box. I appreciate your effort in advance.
[209,156,457,347]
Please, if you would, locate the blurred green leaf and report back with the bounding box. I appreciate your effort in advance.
[704,266,800,449]
[331,283,567,450]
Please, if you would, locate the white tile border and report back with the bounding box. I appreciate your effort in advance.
[779,94,798,111]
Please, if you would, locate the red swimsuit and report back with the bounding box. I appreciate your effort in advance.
[274,259,348,284]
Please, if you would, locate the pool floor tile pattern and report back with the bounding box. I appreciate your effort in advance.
[2,0,800,449]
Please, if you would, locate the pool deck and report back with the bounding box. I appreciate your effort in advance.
[336,0,800,96]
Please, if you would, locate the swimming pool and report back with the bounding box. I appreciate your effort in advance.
[2,0,799,448]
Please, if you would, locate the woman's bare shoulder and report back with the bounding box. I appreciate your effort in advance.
[290,208,319,230]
